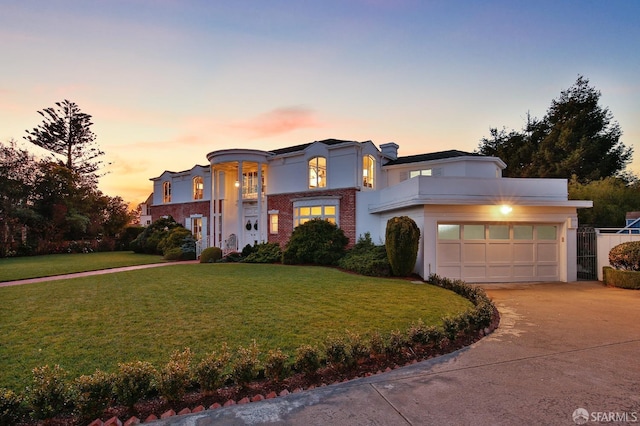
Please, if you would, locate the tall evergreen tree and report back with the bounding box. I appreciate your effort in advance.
[477,76,632,183]
[24,100,105,180]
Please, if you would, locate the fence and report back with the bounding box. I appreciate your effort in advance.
[595,228,640,281]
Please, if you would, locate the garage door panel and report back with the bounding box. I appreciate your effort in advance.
[537,243,558,262]
[537,265,559,278]
[513,265,535,278]
[488,265,512,278]
[513,243,535,262]
[463,265,487,280]
[486,243,511,262]
[439,243,461,263]
[463,243,486,263]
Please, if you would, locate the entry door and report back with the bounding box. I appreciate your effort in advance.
[244,216,258,247]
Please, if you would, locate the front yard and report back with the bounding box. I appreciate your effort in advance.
[0,262,474,392]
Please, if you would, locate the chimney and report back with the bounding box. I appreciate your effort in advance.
[380,142,399,160]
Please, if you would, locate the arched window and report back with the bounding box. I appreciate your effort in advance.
[363,155,375,188]
[308,157,327,189]
[193,176,204,200]
[162,181,171,203]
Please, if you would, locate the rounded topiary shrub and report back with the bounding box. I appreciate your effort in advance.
[282,218,348,265]
[200,247,223,263]
[609,241,640,271]
[385,216,421,276]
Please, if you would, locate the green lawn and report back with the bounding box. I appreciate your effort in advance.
[0,251,165,282]
[0,263,473,392]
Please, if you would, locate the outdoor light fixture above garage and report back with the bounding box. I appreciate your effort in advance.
[500,204,513,215]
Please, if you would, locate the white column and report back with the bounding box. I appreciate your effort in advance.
[257,162,263,243]
[237,161,243,250]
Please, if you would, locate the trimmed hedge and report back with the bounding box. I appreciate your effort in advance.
[385,216,420,276]
[602,266,640,289]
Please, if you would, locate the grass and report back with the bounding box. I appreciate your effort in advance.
[0,262,473,392]
[0,251,165,282]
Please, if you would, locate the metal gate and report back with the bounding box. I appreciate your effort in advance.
[577,226,597,280]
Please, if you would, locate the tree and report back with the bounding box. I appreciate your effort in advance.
[0,140,40,256]
[385,216,420,276]
[568,176,640,227]
[24,100,105,180]
[477,76,633,183]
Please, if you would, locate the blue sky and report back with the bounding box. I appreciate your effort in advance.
[1,0,638,204]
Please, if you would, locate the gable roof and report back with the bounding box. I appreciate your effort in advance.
[384,150,483,166]
[270,138,360,155]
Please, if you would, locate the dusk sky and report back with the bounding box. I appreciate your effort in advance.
[1,1,639,206]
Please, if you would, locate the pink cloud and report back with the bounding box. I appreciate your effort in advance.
[230,106,323,138]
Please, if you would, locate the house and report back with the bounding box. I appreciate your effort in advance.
[148,139,592,283]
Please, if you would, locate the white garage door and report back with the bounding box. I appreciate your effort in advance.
[437,223,559,283]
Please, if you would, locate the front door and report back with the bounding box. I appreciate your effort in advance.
[244,215,259,248]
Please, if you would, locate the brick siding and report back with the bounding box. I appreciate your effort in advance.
[267,188,357,248]
[149,201,210,226]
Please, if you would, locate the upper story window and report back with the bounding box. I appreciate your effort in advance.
[363,155,375,188]
[162,181,171,203]
[309,157,327,189]
[242,171,262,198]
[410,169,432,178]
[193,176,204,200]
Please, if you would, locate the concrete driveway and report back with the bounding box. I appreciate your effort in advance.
[152,281,640,425]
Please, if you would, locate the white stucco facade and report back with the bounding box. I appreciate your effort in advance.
[148,139,592,282]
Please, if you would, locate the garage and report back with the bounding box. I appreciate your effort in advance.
[436,223,560,282]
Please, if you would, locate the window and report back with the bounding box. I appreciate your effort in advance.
[269,213,279,234]
[463,224,485,240]
[294,204,337,227]
[162,181,171,203]
[438,224,460,240]
[309,157,327,188]
[242,171,262,198]
[489,225,509,239]
[192,217,202,240]
[363,155,375,188]
[193,176,204,200]
[537,225,557,240]
[410,169,432,178]
[514,225,533,240]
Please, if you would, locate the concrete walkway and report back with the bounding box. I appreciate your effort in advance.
[151,281,640,425]
[0,261,198,287]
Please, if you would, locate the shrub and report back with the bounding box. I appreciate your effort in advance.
[609,241,640,271]
[219,251,242,263]
[369,331,386,356]
[158,227,193,255]
[195,343,231,392]
[407,319,434,346]
[72,370,113,420]
[294,345,322,375]
[264,349,289,382]
[324,336,349,368]
[386,329,407,355]
[112,361,157,407]
[385,216,421,276]
[1,388,25,425]
[158,348,194,403]
[231,341,261,387]
[130,216,182,254]
[244,242,282,263]
[241,244,256,258]
[603,266,640,289]
[346,331,369,365]
[282,219,348,265]
[27,364,71,420]
[163,247,183,261]
[200,247,223,263]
